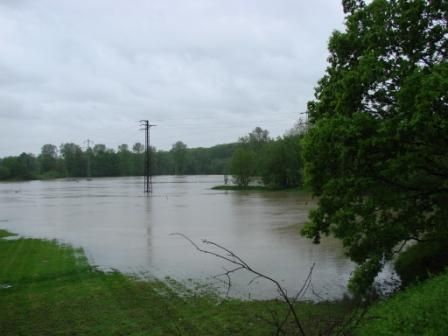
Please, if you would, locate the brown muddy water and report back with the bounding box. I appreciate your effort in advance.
[0,175,356,300]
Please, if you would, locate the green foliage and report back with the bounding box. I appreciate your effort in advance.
[132,142,144,154]
[38,144,58,172]
[239,126,270,151]
[348,257,383,298]
[0,229,15,238]
[238,127,271,176]
[302,0,448,295]
[230,126,295,188]
[0,127,303,185]
[90,145,120,177]
[0,141,239,180]
[262,134,303,188]
[395,236,448,286]
[60,143,86,177]
[205,143,239,174]
[230,148,255,187]
[0,153,39,180]
[356,271,448,335]
[0,165,9,180]
[171,141,188,175]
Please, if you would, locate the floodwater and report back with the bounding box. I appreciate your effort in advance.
[0,176,355,300]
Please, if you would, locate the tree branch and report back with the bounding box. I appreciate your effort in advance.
[171,232,311,336]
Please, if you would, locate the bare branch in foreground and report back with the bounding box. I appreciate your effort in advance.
[171,232,313,336]
[212,266,244,297]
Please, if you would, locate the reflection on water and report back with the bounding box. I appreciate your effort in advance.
[0,176,354,300]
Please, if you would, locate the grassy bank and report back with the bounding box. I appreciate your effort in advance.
[0,230,351,335]
[2,229,447,335]
[355,270,448,335]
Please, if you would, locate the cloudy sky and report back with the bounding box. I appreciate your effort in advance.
[0,0,345,156]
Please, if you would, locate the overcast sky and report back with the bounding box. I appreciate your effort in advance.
[0,0,345,156]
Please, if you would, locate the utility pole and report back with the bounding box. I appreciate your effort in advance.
[140,120,156,193]
[298,111,309,134]
[85,139,93,180]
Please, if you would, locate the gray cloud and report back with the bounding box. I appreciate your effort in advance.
[0,0,344,156]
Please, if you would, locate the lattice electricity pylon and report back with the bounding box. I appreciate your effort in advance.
[139,120,156,193]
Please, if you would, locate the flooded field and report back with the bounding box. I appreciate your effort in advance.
[0,176,354,300]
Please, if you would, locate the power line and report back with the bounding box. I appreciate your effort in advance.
[139,120,156,193]
[84,139,94,180]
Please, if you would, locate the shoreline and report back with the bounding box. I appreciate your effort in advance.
[212,185,310,193]
[0,229,353,335]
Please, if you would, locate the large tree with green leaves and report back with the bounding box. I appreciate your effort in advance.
[60,143,85,177]
[230,148,256,187]
[262,135,303,189]
[38,144,58,172]
[302,0,448,295]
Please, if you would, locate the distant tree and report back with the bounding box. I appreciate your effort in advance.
[118,144,129,153]
[117,144,132,176]
[93,144,106,155]
[239,127,271,176]
[230,148,255,187]
[171,141,188,175]
[39,144,59,174]
[301,0,448,296]
[154,150,174,175]
[132,142,145,154]
[18,153,38,179]
[0,138,251,179]
[202,143,238,175]
[262,135,302,188]
[41,144,58,158]
[91,146,119,177]
[0,159,9,180]
[149,146,157,176]
[185,148,211,174]
[239,127,270,150]
[0,153,39,180]
[0,157,17,180]
[60,143,85,177]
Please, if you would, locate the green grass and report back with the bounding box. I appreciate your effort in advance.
[0,230,351,335]
[0,229,15,239]
[355,271,448,335]
[4,228,447,335]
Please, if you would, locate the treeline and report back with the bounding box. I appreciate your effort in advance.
[0,142,237,180]
[0,126,304,189]
[230,127,303,188]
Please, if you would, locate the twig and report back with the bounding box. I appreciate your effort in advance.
[212,266,244,297]
[248,275,262,286]
[257,311,288,336]
[333,302,370,336]
[171,232,309,336]
[294,262,315,301]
